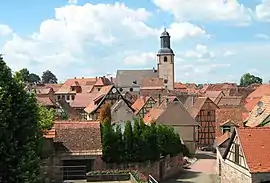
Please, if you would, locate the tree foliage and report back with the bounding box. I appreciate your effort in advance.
[98,103,112,124]
[38,105,55,130]
[41,70,58,84]
[100,118,186,163]
[14,68,40,84]
[0,55,43,183]
[240,73,263,87]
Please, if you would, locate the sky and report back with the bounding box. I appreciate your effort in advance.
[1,0,270,84]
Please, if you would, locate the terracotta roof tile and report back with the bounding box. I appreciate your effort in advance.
[36,96,56,107]
[246,84,270,99]
[57,77,97,93]
[143,108,165,124]
[35,87,52,95]
[94,77,111,86]
[44,84,63,92]
[70,93,96,108]
[187,97,208,118]
[54,121,102,154]
[43,127,56,139]
[245,97,262,112]
[237,127,270,173]
[84,85,114,113]
[131,96,150,114]
[204,91,223,101]
[245,96,270,127]
[216,108,244,127]
[217,96,243,107]
[215,131,231,147]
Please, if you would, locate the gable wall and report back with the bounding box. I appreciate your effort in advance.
[220,134,251,183]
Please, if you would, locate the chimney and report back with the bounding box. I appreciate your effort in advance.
[158,94,161,105]
[95,76,98,81]
[82,77,84,79]
[110,77,113,83]
[191,95,194,106]
[74,77,76,79]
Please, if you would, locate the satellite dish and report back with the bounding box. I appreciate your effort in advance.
[257,101,263,108]
[257,107,263,114]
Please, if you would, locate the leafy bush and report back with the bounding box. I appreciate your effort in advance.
[100,117,186,163]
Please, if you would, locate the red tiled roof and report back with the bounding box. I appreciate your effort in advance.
[70,93,96,108]
[237,127,270,173]
[215,131,231,146]
[57,77,97,93]
[246,84,270,99]
[54,121,102,154]
[37,96,56,107]
[84,85,114,113]
[245,97,262,112]
[131,96,150,114]
[44,84,63,92]
[143,108,165,124]
[43,128,56,138]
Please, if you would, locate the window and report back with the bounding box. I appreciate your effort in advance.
[67,95,70,100]
[119,88,123,92]
[71,87,75,91]
[57,95,61,100]
[164,56,167,62]
[97,88,101,91]
[164,79,168,84]
[222,125,231,134]
[71,95,75,100]
[234,144,240,164]
[130,88,133,92]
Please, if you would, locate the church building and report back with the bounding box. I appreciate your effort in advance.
[115,29,175,92]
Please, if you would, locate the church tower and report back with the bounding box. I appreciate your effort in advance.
[157,28,175,91]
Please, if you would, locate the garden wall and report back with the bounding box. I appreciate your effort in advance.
[97,154,184,181]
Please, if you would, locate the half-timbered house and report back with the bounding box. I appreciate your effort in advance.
[84,85,129,120]
[187,97,219,148]
[132,96,156,118]
[218,127,270,183]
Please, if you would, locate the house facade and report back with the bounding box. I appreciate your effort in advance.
[144,101,199,153]
[218,127,270,183]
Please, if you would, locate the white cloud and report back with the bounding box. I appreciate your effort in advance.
[183,44,215,60]
[166,22,209,41]
[255,33,269,40]
[256,0,270,21]
[0,24,13,36]
[153,0,252,25]
[124,52,155,65]
[1,3,156,77]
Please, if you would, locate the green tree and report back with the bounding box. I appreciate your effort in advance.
[123,121,133,162]
[0,55,43,183]
[114,125,125,163]
[29,73,41,84]
[41,70,58,84]
[132,118,144,162]
[240,73,262,87]
[38,105,54,130]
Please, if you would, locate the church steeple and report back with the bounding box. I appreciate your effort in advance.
[158,28,174,56]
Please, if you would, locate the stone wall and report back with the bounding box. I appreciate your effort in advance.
[99,154,184,181]
[220,160,252,183]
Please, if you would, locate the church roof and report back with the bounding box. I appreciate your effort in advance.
[115,69,158,88]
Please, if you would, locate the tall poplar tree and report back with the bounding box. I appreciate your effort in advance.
[0,55,43,183]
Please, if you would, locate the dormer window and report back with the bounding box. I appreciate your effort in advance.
[222,125,231,134]
[133,80,137,84]
[164,56,167,62]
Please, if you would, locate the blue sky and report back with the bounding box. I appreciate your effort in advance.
[1,0,270,83]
